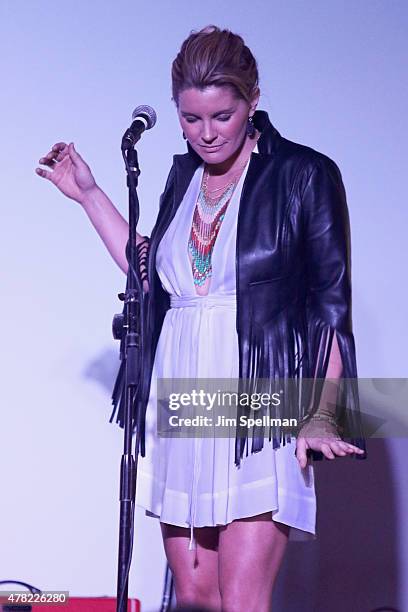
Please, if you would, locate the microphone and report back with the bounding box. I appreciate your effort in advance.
[121,105,157,150]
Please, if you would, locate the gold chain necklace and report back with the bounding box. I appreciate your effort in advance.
[203,162,248,196]
[202,132,261,201]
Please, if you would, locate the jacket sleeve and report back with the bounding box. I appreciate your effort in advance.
[300,155,367,457]
[109,163,175,449]
[159,164,176,210]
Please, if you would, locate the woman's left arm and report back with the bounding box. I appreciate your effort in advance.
[294,156,366,468]
[296,333,365,468]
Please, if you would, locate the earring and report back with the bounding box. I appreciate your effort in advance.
[246,116,256,138]
[182,131,187,140]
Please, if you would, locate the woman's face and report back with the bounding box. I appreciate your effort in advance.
[177,85,257,166]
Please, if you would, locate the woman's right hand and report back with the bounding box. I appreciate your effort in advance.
[36,142,97,205]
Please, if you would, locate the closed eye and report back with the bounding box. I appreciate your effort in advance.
[184,114,232,124]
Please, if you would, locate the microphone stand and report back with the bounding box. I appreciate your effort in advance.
[112,145,146,612]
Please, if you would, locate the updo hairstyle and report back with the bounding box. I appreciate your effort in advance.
[171,25,260,106]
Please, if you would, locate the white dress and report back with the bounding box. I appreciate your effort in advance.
[136,149,317,549]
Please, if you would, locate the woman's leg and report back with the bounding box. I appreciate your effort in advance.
[160,522,222,611]
[218,512,290,612]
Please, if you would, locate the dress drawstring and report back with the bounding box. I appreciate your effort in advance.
[188,436,202,550]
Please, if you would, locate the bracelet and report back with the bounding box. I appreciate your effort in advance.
[299,413,342,430]
[308,414,338,427]
[299,414,344,434]
[136,236,150,282]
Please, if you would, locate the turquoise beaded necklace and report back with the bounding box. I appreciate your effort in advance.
[188,165,245,287]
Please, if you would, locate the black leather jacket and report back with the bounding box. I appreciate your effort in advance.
[112,110,367,465]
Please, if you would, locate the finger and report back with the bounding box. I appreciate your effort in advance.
[39,150,60,166]
[68,142,84,166]
[39,157,57,168]
[337,440,353,450]
[52,142,68,153]
[52,144,69,161]
[39,143,68,165]
[320,439,364,459]
[339,442,365,454]
[35,167,52,180]
[56,149,69,162]
[343,445,360,454]
[295,438,309,469]
[321,438,358,454]
[336,435,365,453]
[320,442,336,460]
[326,440,348,456]
[349,446,366,454]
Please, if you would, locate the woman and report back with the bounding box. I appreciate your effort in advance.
[36,25,366,612]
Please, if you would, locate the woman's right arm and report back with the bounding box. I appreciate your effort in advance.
[80,184,142,276]
[36,142,149,285]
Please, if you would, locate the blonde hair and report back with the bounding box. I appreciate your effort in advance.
[171,25,260,106]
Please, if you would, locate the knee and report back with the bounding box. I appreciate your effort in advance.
[220,594,243,612]
[175,582,221,611]
[221,588,269,612]
[175,584,203,605]
[220,584,243,612]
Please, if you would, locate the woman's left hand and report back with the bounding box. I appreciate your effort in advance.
[295,422,365,469]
